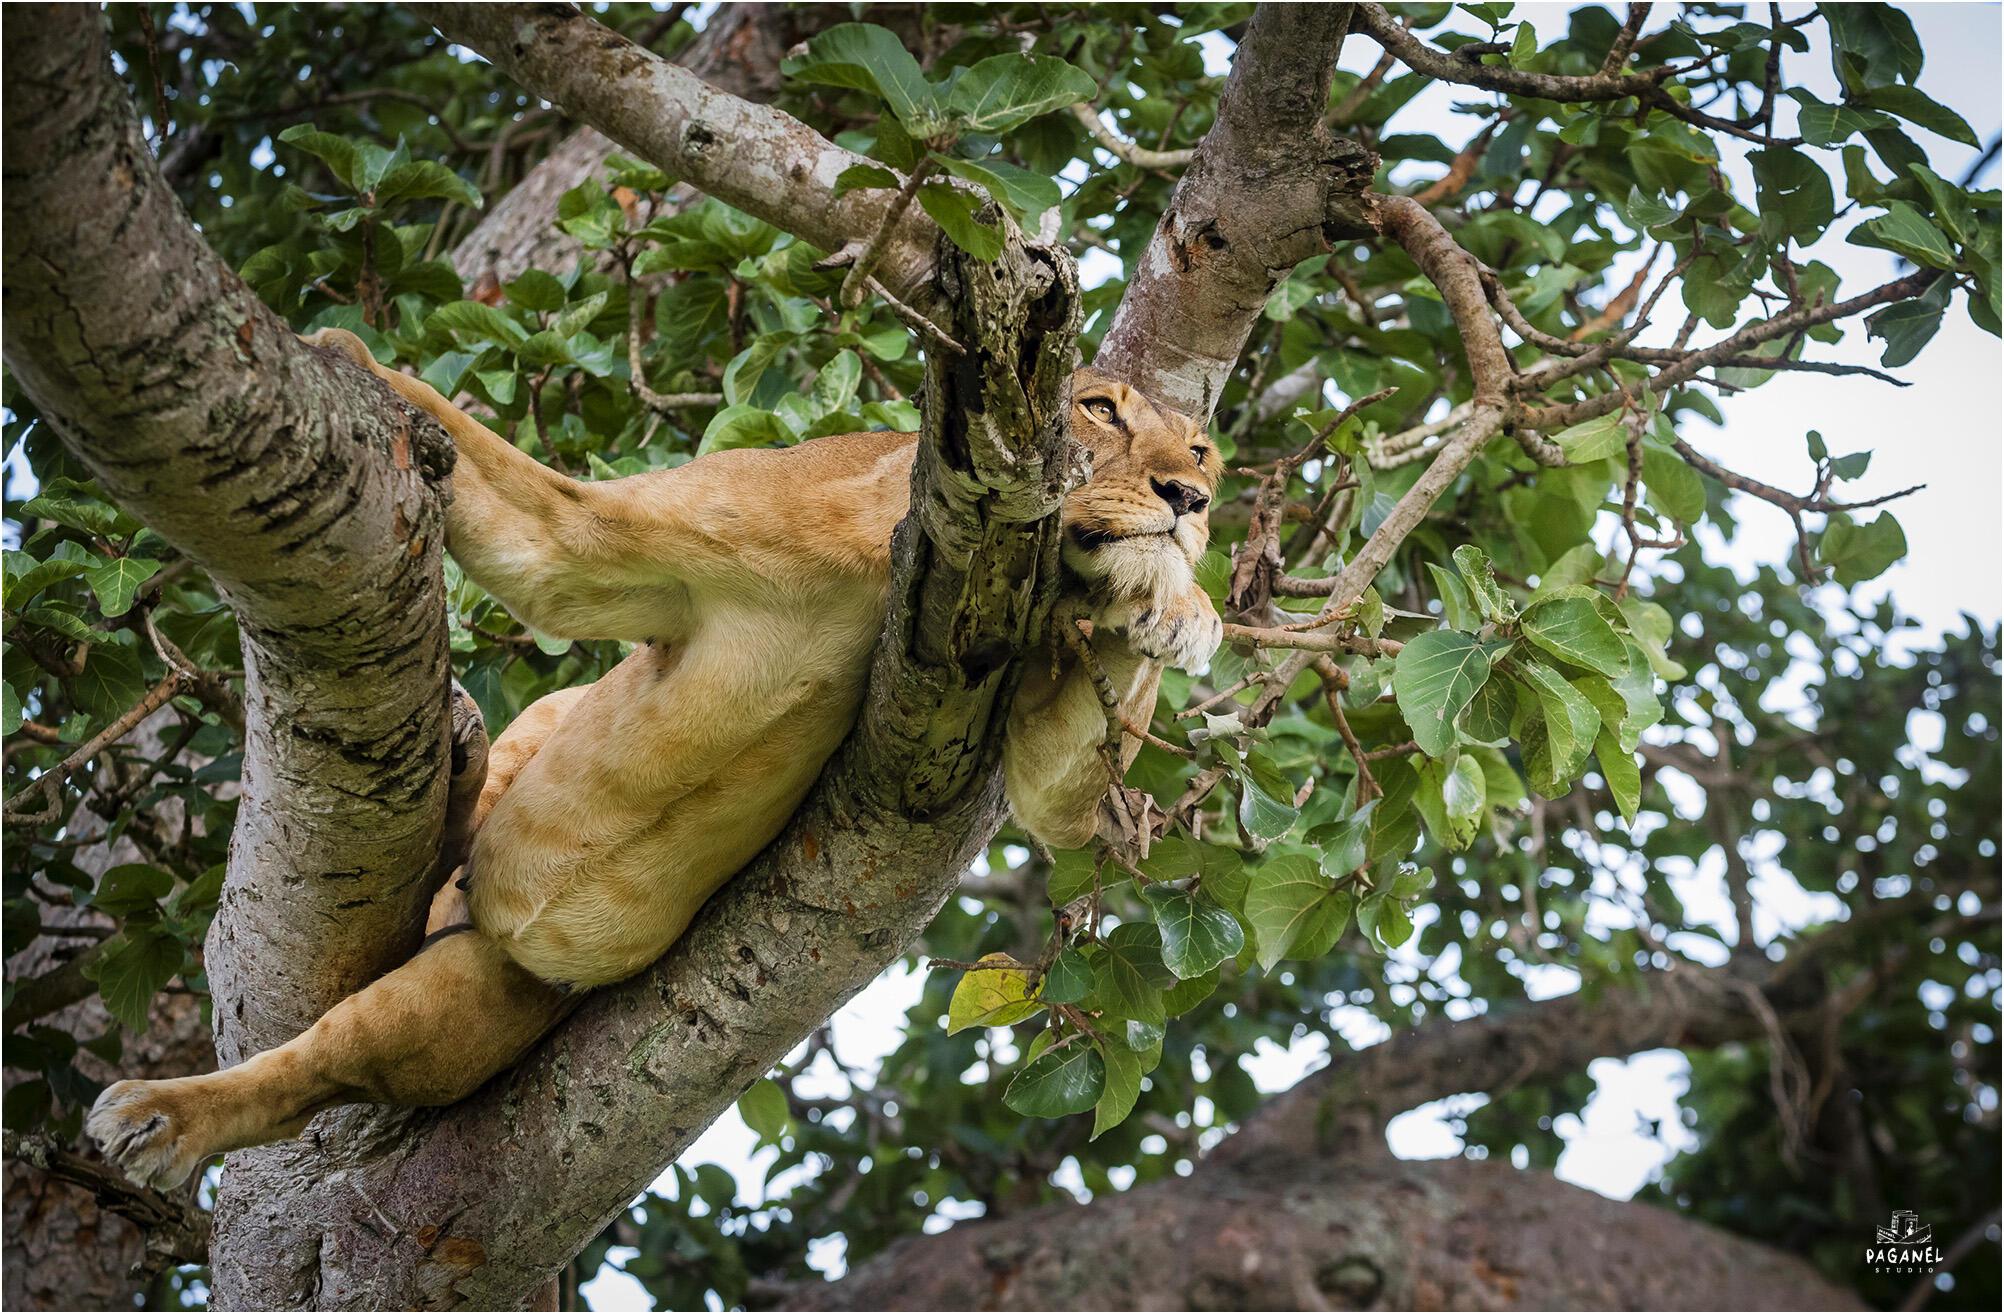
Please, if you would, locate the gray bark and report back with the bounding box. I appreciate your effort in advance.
[450,4,827,287]
[422,4,940,301]
[1093,5,1378,419]
[778,1156,1864,1312]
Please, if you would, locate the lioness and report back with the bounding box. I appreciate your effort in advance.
[87,328,1222,1188]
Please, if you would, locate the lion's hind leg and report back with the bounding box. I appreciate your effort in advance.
[88,930,569,1189]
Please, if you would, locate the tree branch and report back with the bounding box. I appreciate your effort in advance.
[420,4,940,301]
[1093,3,1377,419]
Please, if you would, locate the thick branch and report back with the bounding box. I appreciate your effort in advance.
[421,4,938,299]
[1093,3,1376,419]
[208,225,1083,1310]
[2,7,455,1053]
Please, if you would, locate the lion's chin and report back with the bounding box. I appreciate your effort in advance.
[1063,529,1192,603]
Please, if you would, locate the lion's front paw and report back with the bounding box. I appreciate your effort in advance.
[1125,590,1223,673]
[87,1079,214,1190]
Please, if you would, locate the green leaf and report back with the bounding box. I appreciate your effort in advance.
[0,685,19,738]
[1863,201,1957,270]
[1046,849,1101,905]
[375,159,482,210]
[833,163,900,196]
[429,300,530,349]
[1859,84,1979,147]
[699,404,794,455]
[86,864,175,917]
[1516,661,1601,792]
[83,926,184,1033]
[1452,545,1515,623]
[944,54,1097,135]
[1519,595,1628,676]
[934,154,1061,223]
[1244,853,1336,971]
[1310,799,1377,878]
[1092,923,1170,1025]
[1041,949,1092,1004]
[1141,885,1245,980]
[1237,751,1301,842]
[3,556,89,608]
[781,24,945,136]
[1596,730,1642,823]
[69,644,147,724]
[1819,511,1907,586]
[1393,629,1496,758]
[1004,1042,1105,1118]
[1642,445,1706,523]
[917,183,1002,260]
[1426,562,1479,630]
[1412,754,1485,851]
[809,350,863,420]
[1091,1040,1147,1139]
[83,557,162,618]
[737,1078,790,1144]
[276,124,366,191]
[946,953,1042,1033]
[1553,411,1627,463]
[721,332,799,406]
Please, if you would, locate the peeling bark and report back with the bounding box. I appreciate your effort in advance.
[1094,5,1377,419]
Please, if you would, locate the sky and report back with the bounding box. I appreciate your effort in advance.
[582,5,2001,1307]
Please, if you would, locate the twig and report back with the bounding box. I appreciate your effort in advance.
[4,672,187,824]
[1069,103,1195,170]
[841,157,936,309]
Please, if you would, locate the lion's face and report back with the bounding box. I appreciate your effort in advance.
[1060,369,1217,599]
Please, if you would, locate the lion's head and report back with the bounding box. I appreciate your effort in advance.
[1061,369,1217,600]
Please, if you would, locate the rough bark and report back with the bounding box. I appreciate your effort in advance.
[2,7,456,1057]
[775,937,1884,1312]
[450,4,831,287]
[423,4,940,301]
[202,224,1081,1309]
[1093,5,1377,419]
[777,1156,1864,1312]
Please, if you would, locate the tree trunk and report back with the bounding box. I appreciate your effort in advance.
[774,1155,1865,1312]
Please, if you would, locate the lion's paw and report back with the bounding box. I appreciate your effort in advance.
[1126,590,1223,673]
[87,1079,211,1190]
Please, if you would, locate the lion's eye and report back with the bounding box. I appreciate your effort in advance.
[1190,446,1208,466]
[1084,398,1116,421]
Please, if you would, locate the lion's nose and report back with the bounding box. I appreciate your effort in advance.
[1152,478,1209,516]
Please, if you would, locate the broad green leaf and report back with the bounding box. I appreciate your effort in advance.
[1237,750,1301,842]
[1642,445,1706,523]
[1309,799,1377,878]
[85,864,175,917]
[1519,595,1627,676]
[1141,885,1244,979]
[833,162,900,197]
[1516,660,1600,791]
[1860,84,1979,147]
[699,404,794,455]
[944,54,1097,135]
[83,557,163,618]
[1091,1040,1147,1139]
[1863,201,1957,270]
[1459,671,1516,743]
[1244,853,1334,970]
[1596,730,1642,823]
[1041,949,1091,1004]
[917,183,1003,260]
[946,953,1042,1033]
[375,159,482,210]
[1617,598,1687,680]
[1452,545,1514,623]
[737,1078,790,1144]
[723,332,800,406]
[1819,511,1908,586]
[1412,754,1485,851]
[83,926,184,1033]
[69,644,148,724]
[1003,1042,1104,1118]
[1046,849,1102,905]
[780,25,945,135]
[934,154,1062,223]
[1091,923,1170,1025]
[1393,629,1495,757]
[429,299,530,348]
[1426,562,1479,630]
[1553,411,1627,463]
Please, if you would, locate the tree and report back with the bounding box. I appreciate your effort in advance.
[2,3,1996,1311]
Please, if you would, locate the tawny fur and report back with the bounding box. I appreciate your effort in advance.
[87,335,1223,1189]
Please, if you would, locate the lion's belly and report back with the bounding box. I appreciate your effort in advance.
[465,595,881,988]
